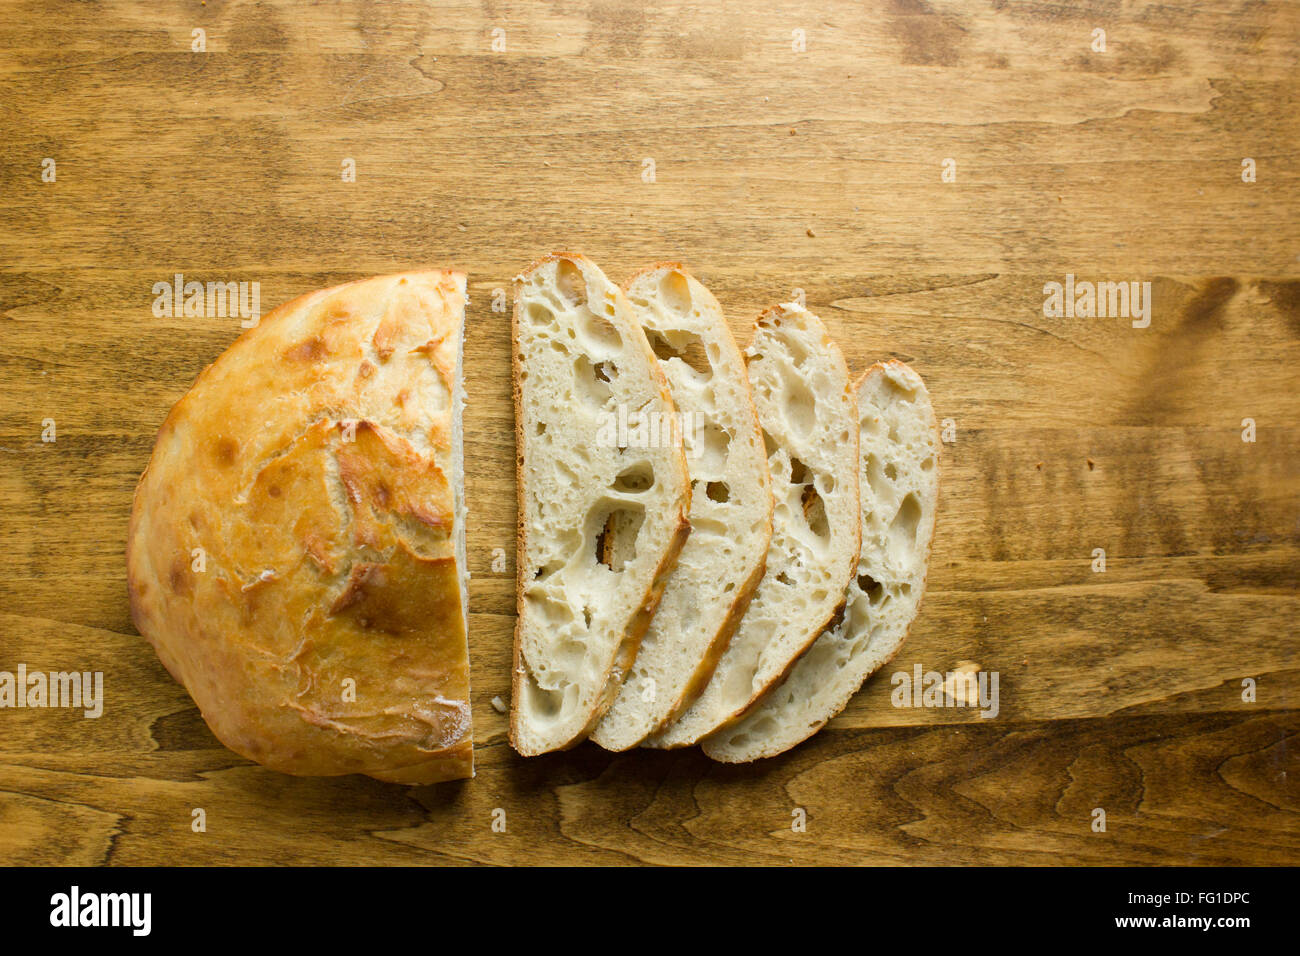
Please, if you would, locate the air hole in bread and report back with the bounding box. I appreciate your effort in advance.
[647,328,712,380]
[784,334,811,369]
[776,571,794,586]
[884,376,919,403]
[762,429,779,458]
[659,269,693,314]
[691,422,732,474]
[865,453,887,498]
[573,355,614,408]
[525,591,574,625]
[556,259,587,307]
[592,503,645,573]
[890,492,922,543]
[522,675,569,720]
[921,456,935,471]
[781,373,816,433]
[689,515,728,536]
[705,480,730,503]
[801,482,829,540]
[749,715,779,738]
[884,461,898,481]
[534,559,564,581]
[526,303,557,328]
[789,456,810,484]
[858,573,884,603]
[578,310,623,352]
[612,462,655,493]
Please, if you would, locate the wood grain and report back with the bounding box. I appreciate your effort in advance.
[0,0,1296,865]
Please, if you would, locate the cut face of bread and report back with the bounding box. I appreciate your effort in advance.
[127,272,474,785]
[511,254,692,756]
[589,265,773,751]
[648,303,860,748]
[703,361,940,762]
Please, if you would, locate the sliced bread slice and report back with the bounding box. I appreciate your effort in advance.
[648,303,860,748]
[590,264,773,751]
[510,253,692,756]
[703,360,940,762]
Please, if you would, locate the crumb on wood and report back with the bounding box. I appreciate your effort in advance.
[1036,461,1044,470]
[806,228,816,237]
[1087,458,1095,470]
[490,695,507,714]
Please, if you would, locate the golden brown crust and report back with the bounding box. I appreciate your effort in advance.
[126,271,473,784]
[508,252,693,754]
[508,262,530,752]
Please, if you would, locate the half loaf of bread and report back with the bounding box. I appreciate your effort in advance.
[649,303,860,748]
[590,264,772,751]
[127,271,474,784]
[511,253,691,756]
[703,360,940,762]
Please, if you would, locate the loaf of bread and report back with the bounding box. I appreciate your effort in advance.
[127,271,474,785]
[703,361,940,762]
[510,254,691,756]
[590,264,772,751]
[649,303,860,748]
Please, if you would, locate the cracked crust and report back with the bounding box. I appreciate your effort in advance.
[126,271,473,784]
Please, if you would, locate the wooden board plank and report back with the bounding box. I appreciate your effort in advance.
[0,0,1296,865]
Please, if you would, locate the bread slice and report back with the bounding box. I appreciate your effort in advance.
[703,360,940,762]
[648,303,860,748]
[589,264,773,751]
[127,271,474,784]
[510,253,692,756]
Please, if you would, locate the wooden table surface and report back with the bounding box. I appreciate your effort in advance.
[1,0,1297,866]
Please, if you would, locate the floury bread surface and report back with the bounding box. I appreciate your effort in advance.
[511,254,691,757]
[128,272,474,784]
